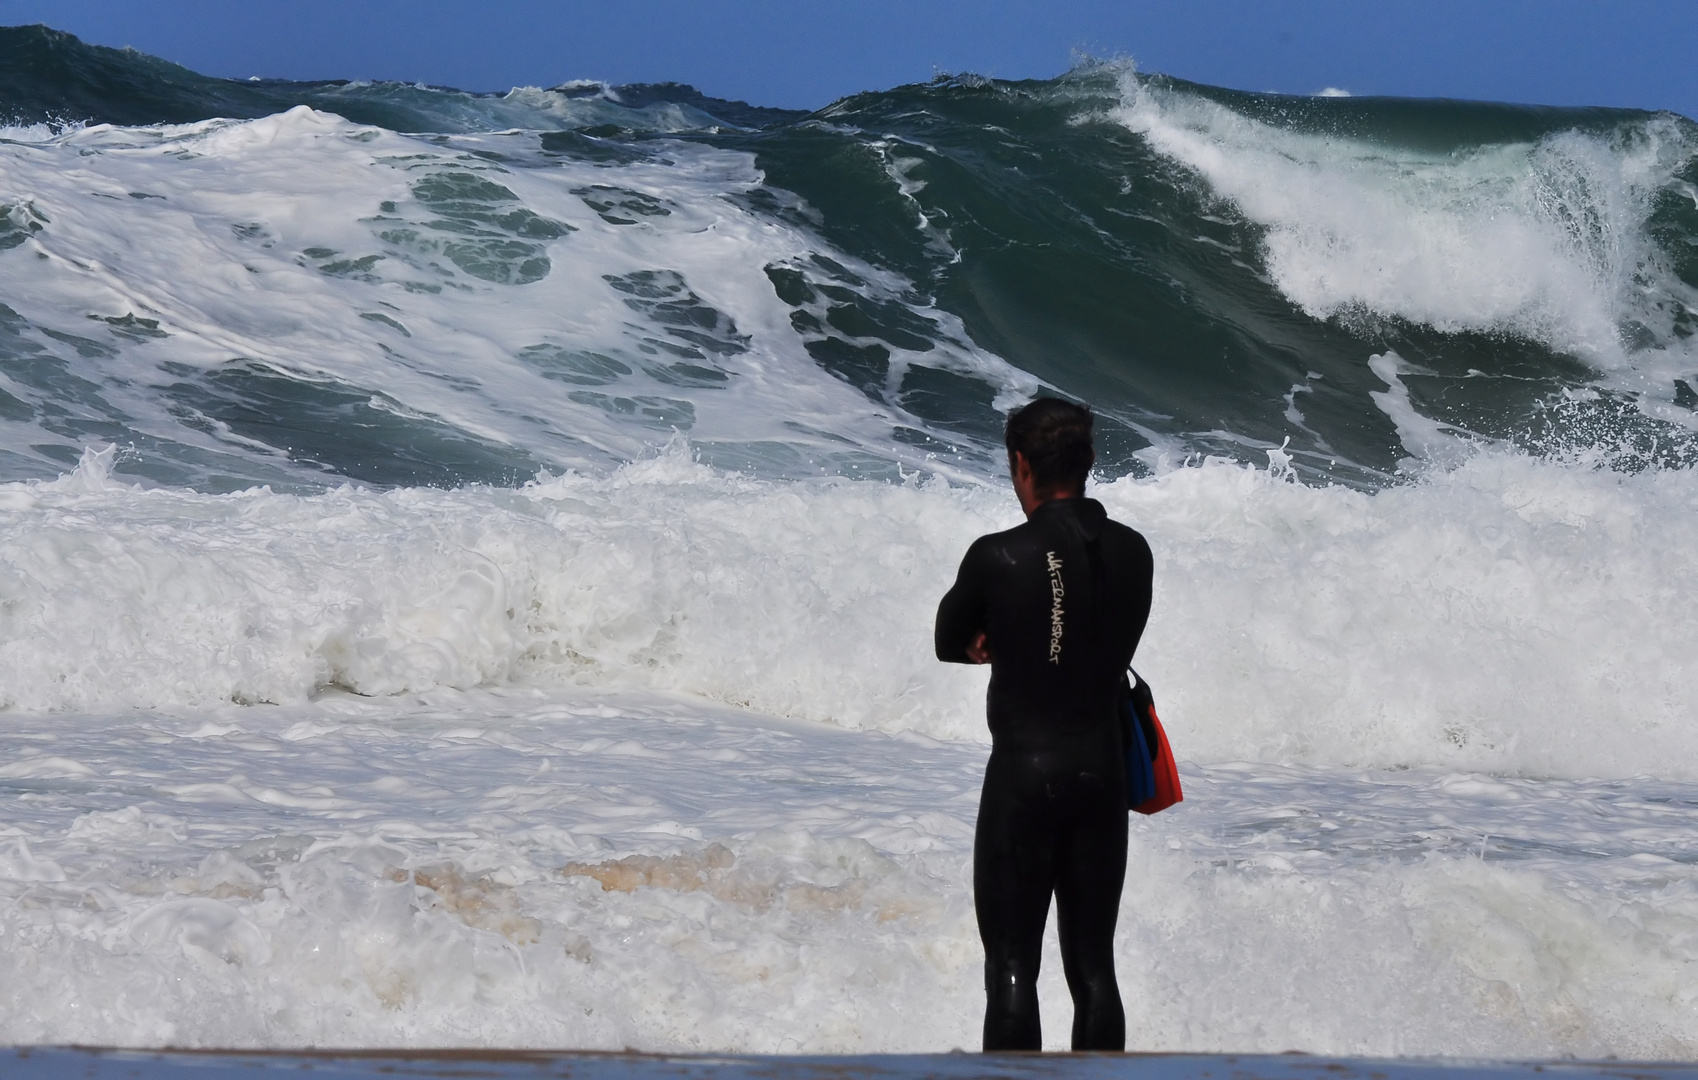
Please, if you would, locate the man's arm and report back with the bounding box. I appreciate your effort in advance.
[1120,528,1155,663]
[935,539,991,664]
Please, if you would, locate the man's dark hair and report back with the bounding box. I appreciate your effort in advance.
[1005,397,1094,491]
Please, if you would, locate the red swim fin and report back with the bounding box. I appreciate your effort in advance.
[1133,706,1183,815]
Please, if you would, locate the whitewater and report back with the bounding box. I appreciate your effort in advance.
[3,28,1698,1057]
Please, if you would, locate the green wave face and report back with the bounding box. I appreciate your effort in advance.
[3,25,1698,487]
[696,69,1698,482]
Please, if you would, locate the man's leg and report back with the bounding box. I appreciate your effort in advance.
[1054,775,1129,1051]
[974,752,1057,1051]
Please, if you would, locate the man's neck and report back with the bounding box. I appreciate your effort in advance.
[1020,488,1084,518]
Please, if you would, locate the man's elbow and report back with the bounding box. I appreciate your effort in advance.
[934,631,971,664]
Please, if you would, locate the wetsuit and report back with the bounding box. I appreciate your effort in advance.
[935,497,1153,1052]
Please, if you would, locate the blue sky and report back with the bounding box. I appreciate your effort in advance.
[1,0,1694,117]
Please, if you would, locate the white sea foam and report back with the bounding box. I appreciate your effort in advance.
[0,106,1026,484]
[1,444,1694,779]
[4,691,1698,1056]
[1113,76,1698,389]
[1107,451,1698,778]
[0,121,78,142]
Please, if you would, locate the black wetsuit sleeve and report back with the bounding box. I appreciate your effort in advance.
[935,538,991,664]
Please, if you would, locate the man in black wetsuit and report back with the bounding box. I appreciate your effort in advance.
[934,398,1154,1052]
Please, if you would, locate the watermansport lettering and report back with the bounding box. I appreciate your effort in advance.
[1046,551,1064,664]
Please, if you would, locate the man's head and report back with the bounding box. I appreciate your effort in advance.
[1004,397,1094,509]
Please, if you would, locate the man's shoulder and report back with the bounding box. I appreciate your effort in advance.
[1099,515,1154,563]
[964,519,1042,567]
[1099,515,1148,542]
